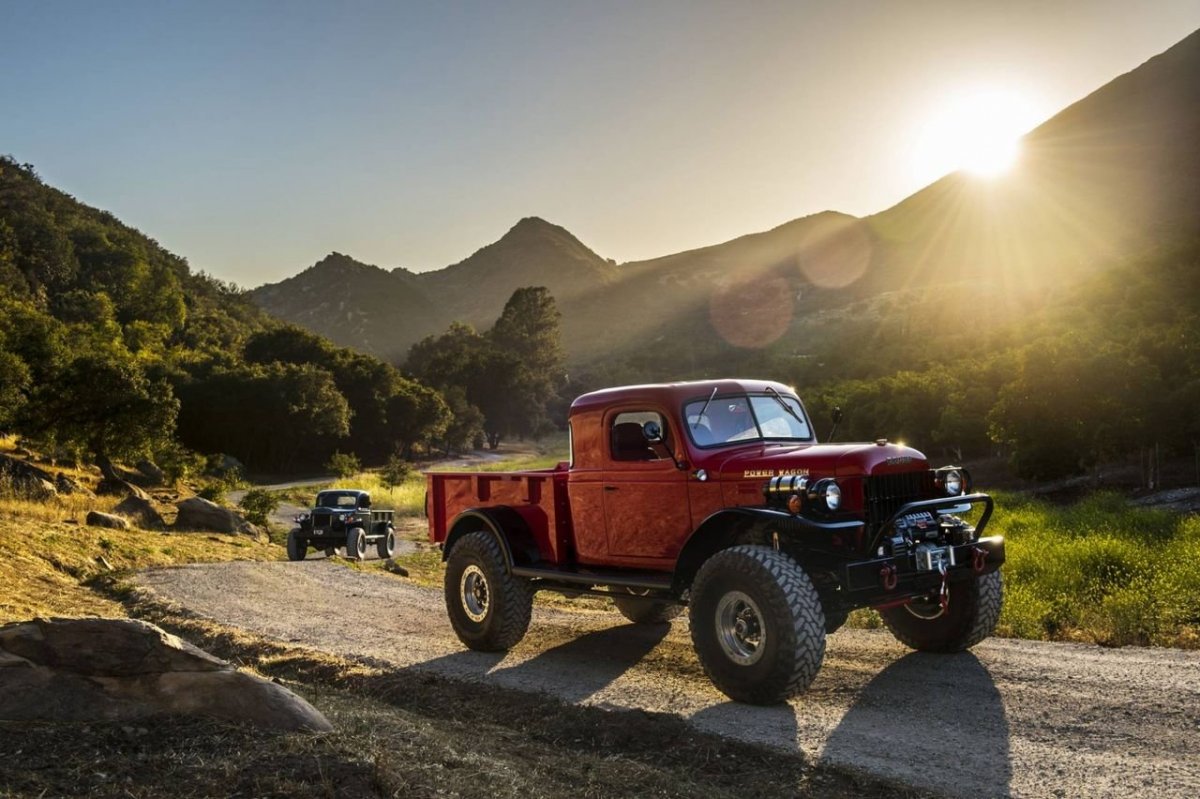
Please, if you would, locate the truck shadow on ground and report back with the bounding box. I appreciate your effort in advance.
[409,622,672,704]
[821,651,1012,797]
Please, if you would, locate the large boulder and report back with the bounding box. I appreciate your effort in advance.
[0,618,331,733]
[97,477,150,500]
[55,472,94,497]
[114,495,167,529]
[0,454,58,500]
[175,496,260,537]
[85,511,130,530]
[135,459,167,486]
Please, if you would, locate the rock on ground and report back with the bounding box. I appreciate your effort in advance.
[85,510,130,530]
[175,497,260,537]
[0,618,331,733]
[114,495,167,529]
[97,477,151,500]
[0,454,57,500]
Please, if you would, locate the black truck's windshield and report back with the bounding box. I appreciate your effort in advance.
[684,393,814,447]
[316,491,363,509]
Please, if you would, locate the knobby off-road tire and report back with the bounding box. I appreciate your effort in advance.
[880,571,1003,653]
[346,527,367,561]
[285,529,307,562]
[376,527,397,559]
[689,545,826,704]
[444,530,534,651]
[612,588,684,625]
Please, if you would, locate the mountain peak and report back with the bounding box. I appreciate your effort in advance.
[499,215,572,243]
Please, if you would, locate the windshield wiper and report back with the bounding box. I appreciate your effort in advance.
[766,386,807,429]
[693,387,718,429]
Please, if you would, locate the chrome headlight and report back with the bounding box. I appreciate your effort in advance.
[943,470,963,496]
[824,481,841,511]
[809,478,841,511]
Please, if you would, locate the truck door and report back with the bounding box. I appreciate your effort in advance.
[601,410,692,563]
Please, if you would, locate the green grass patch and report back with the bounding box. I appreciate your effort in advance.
[978,491,1199,647]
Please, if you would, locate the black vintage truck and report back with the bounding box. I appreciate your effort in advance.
[287,489,397,561]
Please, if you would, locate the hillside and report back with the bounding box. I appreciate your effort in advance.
[867,25,1200,293]
[251,28,1200,369]
[0,157,453,473]
[251,251,439,359]
[251,217,615,361]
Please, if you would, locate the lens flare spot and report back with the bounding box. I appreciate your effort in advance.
[709,275,794,349]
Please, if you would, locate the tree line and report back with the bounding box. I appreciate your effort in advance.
[0,157,567,475]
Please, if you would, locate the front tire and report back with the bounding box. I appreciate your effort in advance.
[346,527,367,561]
[444,531,533,651]
[376,527,397,560]
[879,571,1003,652]
[612,588,683,625]
[285,529,307,562]
[689,545,826,704]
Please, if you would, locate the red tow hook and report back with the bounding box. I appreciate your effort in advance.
[880,564,898,591]
[972,546,988,574]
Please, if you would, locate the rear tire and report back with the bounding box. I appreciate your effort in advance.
[612,589,683,625]
[879,571,1003,652]
[689,545,825,704]
[376,527,397,559]
[346,527,367,561]
[285,529,307,562]
[444,531,533,651]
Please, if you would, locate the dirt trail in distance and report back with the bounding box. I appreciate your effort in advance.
[135,561,1200,798]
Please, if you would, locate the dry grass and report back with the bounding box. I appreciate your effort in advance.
[0,510,279,623]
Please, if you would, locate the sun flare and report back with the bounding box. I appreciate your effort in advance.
[912,87,1045,180]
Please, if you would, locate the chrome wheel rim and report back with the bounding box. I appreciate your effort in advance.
[715,590,766,665]
[461,565,489,622]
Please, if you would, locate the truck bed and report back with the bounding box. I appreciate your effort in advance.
[426,466,572,564]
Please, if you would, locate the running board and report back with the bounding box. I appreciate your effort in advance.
[509,566,673,591]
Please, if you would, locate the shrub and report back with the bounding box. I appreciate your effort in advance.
[196,483,225,505]
[381,454,412,490]
[239,488,280,528]
[326,451,361,479]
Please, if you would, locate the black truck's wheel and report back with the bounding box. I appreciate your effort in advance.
[376,527,397,559]
[880,571,1002,652]
[689,545,826,704]
[346,527,367,561]
[444,531,533,651]
[612,588,684,625]
[285,529,307,562]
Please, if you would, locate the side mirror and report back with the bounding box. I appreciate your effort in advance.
[642,421,663,443]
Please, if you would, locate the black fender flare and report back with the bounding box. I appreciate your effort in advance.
[442,506,541,570]
[674,506,862,589]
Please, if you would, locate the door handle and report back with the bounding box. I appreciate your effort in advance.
[603,485,619,492]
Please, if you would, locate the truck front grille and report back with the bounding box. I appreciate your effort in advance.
[312,512,332,529]
[864,471,933,527]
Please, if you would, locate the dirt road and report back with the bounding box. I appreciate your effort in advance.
[135,561,1200,798]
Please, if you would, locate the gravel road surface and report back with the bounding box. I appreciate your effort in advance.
[135,561,1200,798]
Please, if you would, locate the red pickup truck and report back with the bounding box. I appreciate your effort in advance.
[426,379,1004,704]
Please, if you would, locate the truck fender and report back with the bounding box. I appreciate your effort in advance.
[674,507,862,589]
[442,507,541,570]
[673,508,765,588]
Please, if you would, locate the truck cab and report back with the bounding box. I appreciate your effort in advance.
[426,379,1004,704]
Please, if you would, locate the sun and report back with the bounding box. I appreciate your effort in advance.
[911,87,1045,181]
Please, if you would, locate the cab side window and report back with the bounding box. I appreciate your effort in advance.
[610,411,667,461]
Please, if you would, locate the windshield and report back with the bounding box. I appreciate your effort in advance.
[316,491,361,508]
[684,393,813,447]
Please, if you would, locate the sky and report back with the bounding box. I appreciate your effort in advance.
[2,1,1199,286]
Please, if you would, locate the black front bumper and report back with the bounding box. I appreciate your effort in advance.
[843,492,1003,606]
[843,535,1005,598]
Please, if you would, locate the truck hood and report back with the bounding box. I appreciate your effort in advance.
[712,441,929,481]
